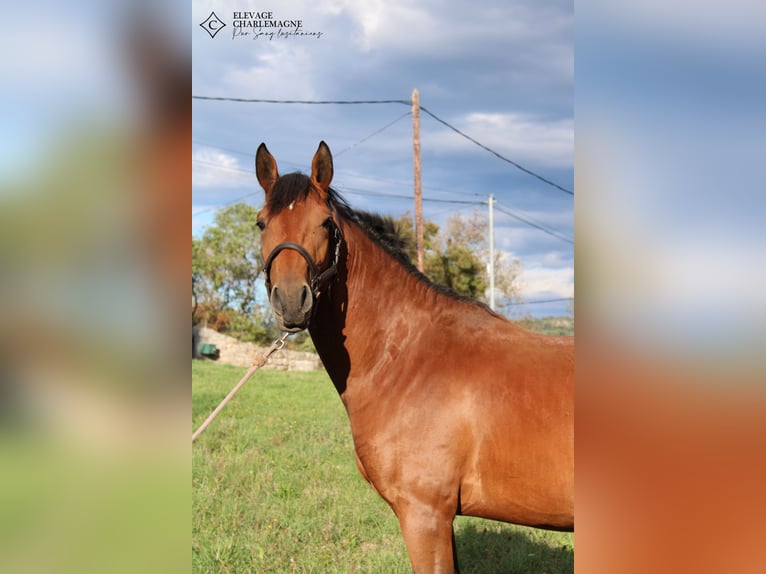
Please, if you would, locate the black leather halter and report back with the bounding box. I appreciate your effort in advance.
[262,223,342,299]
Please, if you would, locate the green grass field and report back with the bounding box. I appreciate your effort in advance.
[192,361,573,573]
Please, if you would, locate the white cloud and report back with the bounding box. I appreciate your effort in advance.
[191,0,574,300]
[220,48,319,100]
[334,0,436,52]
[585,0,765,50]
[326,0,568,59]
[440,113,573,168]
[518,265,574,300]
[192,148,254,188]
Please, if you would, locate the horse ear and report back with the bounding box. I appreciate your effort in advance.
[311,141,333,196]
[255,143,279,196]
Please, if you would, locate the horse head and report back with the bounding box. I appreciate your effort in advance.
[255,141,340,332]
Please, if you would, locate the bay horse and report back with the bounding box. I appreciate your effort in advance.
[255,141,573,573]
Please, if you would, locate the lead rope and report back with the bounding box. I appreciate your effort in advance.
[192,332,291,443]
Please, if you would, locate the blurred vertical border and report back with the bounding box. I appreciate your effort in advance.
[4,1,764,573]
[0,1,189,573]
[576,1,766,572]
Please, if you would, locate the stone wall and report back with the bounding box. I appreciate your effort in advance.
[193,326,323,371]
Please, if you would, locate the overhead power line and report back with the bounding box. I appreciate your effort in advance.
[494,202,573,244]
[192,158,571,241]
[192,191,260,219]
[193,95,410,105]
[509,297,573,306]
[335,186,483,206]
[194,115,408,161]
[335,111,412,157]
[418,106,574,196]
[192,94,573,196]
[193,140,467,199]
[192,158,254,175]
[192,157,481,206]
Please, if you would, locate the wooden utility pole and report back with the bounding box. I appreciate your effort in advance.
[412,88,424,272]
[488,193,495,311]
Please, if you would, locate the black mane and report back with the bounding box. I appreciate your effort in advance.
[264,172,493,311]
[265,172,412,263]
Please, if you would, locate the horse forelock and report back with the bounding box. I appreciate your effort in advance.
[266,173,350,216]
[265,173,313,214]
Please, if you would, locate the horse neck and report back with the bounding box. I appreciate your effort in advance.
[309,220,434,395]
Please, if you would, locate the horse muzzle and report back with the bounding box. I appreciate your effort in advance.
[269,280,314,332]
[262,225,343,332]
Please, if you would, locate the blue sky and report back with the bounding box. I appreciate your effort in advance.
[576,0,766,354]
[192,0,574,317]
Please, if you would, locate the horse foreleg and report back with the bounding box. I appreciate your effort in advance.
[396,502,459,574]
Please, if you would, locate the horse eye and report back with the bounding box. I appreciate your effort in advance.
[256,220,265,231]
[322,218,333,229]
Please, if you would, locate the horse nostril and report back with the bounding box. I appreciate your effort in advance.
[300,284,312,312]
[270,284,312,321]
[270,286,284,314]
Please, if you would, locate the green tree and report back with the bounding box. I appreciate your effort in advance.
[388,212,440,264]
[427,212,488,300]
[394,211,521,308]
[192,203,272,340]
[192,204,523,347]
[192,236,202,318]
